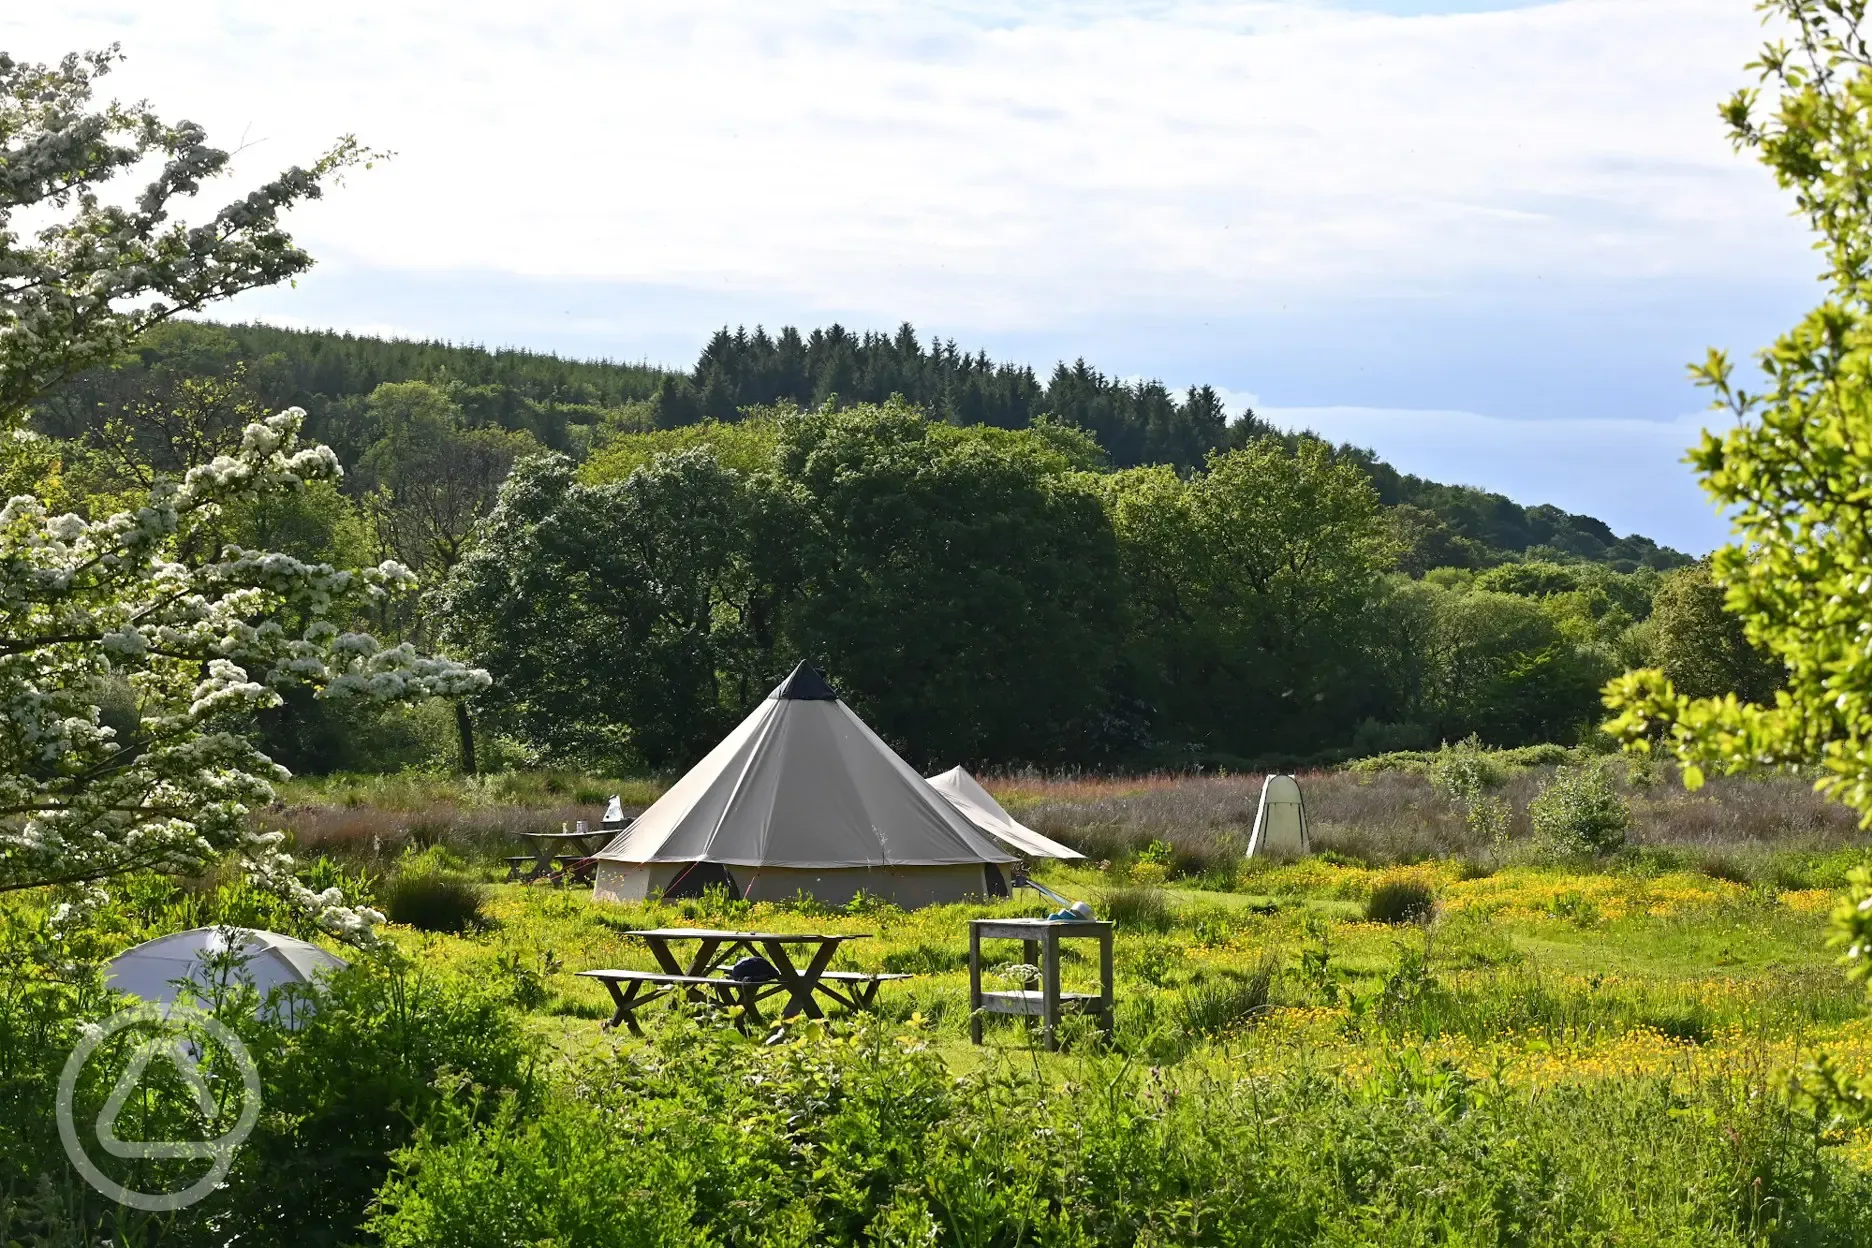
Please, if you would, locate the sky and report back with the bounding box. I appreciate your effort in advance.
[6,1,1822,554]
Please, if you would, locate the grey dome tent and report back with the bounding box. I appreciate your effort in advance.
[107,927,347,1024]
[1245,774,1309,858]
[592,663,1016,908]
[925,766,1083,860]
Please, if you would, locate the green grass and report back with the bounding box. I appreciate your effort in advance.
[22,767,1872,1244]
[355,861,1872,1245]
[373,861,1864,1078]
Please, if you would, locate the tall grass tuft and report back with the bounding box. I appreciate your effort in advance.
[1366,874,1438,925]
[383,855,488,933]
[1098,884,1174,931]
[1179,952,1279,1037]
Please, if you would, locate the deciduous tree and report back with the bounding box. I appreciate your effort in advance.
[1108,437,1394,758]
[436,449,791,768]
[0,49,482,934]
[1601,0,1872,992]
[777,401,1122,765]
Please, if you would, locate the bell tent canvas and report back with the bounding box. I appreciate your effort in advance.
[925,766,1083,860]
[592,663,1016,908]
[107,926,347,1020]
[1246,774,1310,858]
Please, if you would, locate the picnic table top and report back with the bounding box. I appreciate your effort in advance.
[520,830,612,841]
[624,927,873,943]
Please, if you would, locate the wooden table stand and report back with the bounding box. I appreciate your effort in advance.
[969,918,1114,1051]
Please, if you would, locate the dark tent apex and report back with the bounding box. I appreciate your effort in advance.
[771,660,839,701]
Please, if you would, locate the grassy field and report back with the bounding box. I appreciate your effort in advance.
[22,763,1872,1243]
[348,825,1872,1241]
[277,762,1872,1086]
[399,860,1870,1084]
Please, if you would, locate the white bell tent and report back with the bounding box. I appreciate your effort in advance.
[925,766,1083,860]
[107,927,347,1021]
[592,663,1016,907]
[1245,774,1310,858]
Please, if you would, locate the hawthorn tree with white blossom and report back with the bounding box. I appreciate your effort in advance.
[0,48,486,938]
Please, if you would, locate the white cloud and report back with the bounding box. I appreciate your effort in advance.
[4,2,1811,547]
[1265,405,1733,553]
[5,1,1809,330]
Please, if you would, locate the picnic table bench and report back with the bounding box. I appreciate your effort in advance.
[508,825,618,884]
[579,928,909,1034]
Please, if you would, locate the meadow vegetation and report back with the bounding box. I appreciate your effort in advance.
[14,6,1872,1243]
[12,761,1872,1243]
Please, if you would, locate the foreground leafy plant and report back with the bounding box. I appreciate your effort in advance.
[0,898,533,1247]
[1601,0,1872,992]
[0,49,485,934]
[368,1011,1872,1247]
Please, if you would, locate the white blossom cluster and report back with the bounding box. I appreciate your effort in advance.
[0,408,488,942]
[0,49,367,424]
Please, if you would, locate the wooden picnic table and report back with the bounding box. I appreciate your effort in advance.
[509,827,615,883]
[579,928,906,1034]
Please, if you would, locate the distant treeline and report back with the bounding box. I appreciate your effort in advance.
[651,324,1235,474]
[31,321,665,469]
[17,321,1734,774]
[34,320,1689,575]
[437,404,1755,774]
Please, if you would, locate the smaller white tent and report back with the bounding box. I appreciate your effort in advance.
[107,927,347,1019]
[925,767,1083,860]
[1246,775,1310,858]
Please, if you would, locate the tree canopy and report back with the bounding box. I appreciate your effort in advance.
[33,318,1693,575]
[0,48,481,936]
[1598,0,1872,997]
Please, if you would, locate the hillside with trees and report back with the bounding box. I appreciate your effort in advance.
[34,318,1690,573]
[17,318,1710,775]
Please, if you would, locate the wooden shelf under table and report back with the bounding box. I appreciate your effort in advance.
[978,989,1105,1016]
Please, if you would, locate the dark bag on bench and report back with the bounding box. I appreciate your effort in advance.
[727,955,778,982]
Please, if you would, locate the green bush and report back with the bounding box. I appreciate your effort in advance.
[1,904,532,1248]
[367,1015,1872,1246]
[1529,765,1631,855]
[1366,875,1439,925]
[1350,741,1583,776]
[1425,735,1505,802]
[382,855,487,933]
[1098,884,1174,931]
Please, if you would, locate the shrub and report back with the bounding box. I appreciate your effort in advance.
[1425,735,1504,803]
[1529,764,1631,854]
[1,904,532,1247]
[1128,860,1169,885]
[367,1013,1872,1246]
[1098,884,1173,931]
[212,958,535,1245]
[1366,874,1439,925]
[1179,953,1279,1037]
[383,857,487,933]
